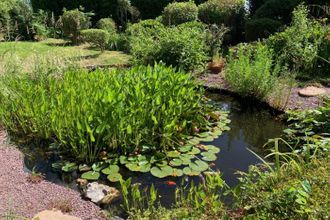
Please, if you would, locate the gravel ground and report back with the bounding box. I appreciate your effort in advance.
[0,129,104,220]
[199,73,330,111]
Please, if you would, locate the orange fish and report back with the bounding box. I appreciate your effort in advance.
[165,181,177,186]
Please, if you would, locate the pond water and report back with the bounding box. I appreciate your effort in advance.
[22,92,285,209]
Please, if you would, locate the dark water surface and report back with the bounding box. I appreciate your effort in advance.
[23,92,285,207]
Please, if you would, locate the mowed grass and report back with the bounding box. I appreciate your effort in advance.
[0,38,131,68]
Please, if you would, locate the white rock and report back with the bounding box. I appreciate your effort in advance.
[85,182,120,204]
[33,210,81,220]
[298,86,326,97]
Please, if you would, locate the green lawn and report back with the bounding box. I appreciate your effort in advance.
[0,38,131,68]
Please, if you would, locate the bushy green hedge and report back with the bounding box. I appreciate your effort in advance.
[162,2,198,26]
[225,43,280,100]
[81,29,110,51]
[245,18,283,42]
[61,9,90,44]
[97,18,117,33]
[266,5,326,74]
[0,64,211,163]
[198,0,245,43]
[127,20,208,71]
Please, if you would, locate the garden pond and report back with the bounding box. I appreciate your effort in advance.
[22,92,285,208]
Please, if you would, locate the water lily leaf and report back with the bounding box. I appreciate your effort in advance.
[51,160,66,171]
[204,145,220,154]
[187,138,200,145]
[62,162,78,173]
[167,151,181,158]
[170,158,183,167]
[125,163,140,172]
[150,166,173,178]
[222,126,230,131]
[201,152,217,161]
[137,155,147,162]
[81,171,100,180]
[180,157,191,165]
[172,168,183,177]
[179,145,192,153]
[120,156,128,164]
[107,173,122,182]
[188,147,201,155]
[211,130,222,137]
[183,167,200,176]
[102,165,120,175]
[79,164,91,172]
[92,162,106,172]
[139,163,151,173]
[156,160,168,167]
[180,154,194,160]
[197,132,209,138]
[189,160,209,172]
[199,136,214,142]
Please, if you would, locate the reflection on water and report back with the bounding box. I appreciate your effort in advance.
[23,92,285,207]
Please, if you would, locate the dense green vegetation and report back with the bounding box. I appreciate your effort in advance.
[0,0,329,219]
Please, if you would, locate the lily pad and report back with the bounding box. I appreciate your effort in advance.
[119,156,128,164]
[107,173,122,182]
[199,136,214,142]
[188,147,201,155]
[197,132,209,138]
[92,162,106,172]
[172,168,183,177]
[187,138,200,145]
[156,160,168,167]
[179,145,192,153]
[125,163,140,172]
[170,158,183,167]
[201,152,217,161]
[79,164,91,172]
[81,171,100,180]
[183,167,200,176]
[62,162,78,173]
[222,126,230,131]
[167,151,181,158]
[150,166,173,178]
[102,165,120,175]
[139,163,151,173]
[204,145,220,154]
[189,160,209,172]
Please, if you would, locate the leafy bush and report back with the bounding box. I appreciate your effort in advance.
[97,18,117,33]
[266,5,326,74]
[127,20,208,71]
[162,2,198,26]
[81,29,110,52]
[245,18,283,41]
[61,9,91,44]
[225,43,280,99]
[0,64,212,163]
[198,0,244,25]
[198,0,245,43]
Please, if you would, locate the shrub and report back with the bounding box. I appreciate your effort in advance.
[162,2,198,26]
[0,64,212,163]
[245,18,283,42]
[198,0,245,43]
[61,9,91,44]
[127,20,208,71]
[198,0,244,25]
[225,43,280,100]
[266,5,326,74]
[97,18,117,33]
[81,29,110,52]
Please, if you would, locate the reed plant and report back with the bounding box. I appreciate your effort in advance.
[0,63,213,163]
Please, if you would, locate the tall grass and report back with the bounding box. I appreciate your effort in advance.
[225,42,280,100]
[0,63,213,163]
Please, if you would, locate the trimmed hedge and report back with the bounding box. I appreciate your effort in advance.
[81,29,110,51]
[162,2,198,26]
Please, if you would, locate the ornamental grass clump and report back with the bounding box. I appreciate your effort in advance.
[0,64,212,163]
[225,42,280,100]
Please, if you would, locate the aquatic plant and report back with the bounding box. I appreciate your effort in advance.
[0,63,231,180]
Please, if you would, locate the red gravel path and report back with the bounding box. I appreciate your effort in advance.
[0,129,104,220]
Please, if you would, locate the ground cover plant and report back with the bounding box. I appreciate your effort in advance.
[0,63,230,181]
